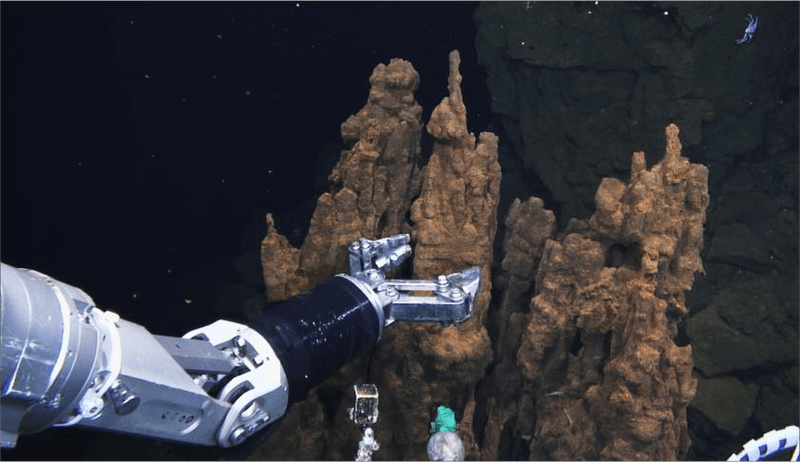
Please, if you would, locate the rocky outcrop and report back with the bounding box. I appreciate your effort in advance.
[260,57,423,302]
[475,3,798,457]
[255,46,720,462]
[480,196,556,461]
[688,276,798,377]
[515,124,706,460]
[255,50,502,461]
[254,57,425,460]
[371,50,501,461]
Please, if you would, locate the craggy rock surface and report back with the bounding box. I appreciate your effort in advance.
[475,3,798,457]
[254,49,721,461]
[254,57,425,460]
[513,124,706,460]
[255,51,501,460]
[260,57,423,302]
[474,2,796,227]
[479,196,556,461]
[370,50,501,461]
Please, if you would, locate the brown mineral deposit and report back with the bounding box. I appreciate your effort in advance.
[480,196,556,461]
[516,124,707,460]
[260,57,423,302]
[253,57,424,460]
[371,50,501,460]
[255,48,704,462]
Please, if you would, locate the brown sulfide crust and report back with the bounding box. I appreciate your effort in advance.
[516,124,708,460]
[255,47,707,460]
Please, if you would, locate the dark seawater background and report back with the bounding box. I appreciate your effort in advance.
[2,2,797,461]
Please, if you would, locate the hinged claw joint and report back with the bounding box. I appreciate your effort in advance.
[343,234,481,331]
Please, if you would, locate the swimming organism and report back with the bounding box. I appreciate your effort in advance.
[735,13,759,44]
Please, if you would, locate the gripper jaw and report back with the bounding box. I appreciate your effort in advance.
[345,234,480,327]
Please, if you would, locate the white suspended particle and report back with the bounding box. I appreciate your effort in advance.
[216,33,223,39]
[184,299,192,304]
[663,10,669,15]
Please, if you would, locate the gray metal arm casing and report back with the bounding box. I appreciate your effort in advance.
[0,234,480,448]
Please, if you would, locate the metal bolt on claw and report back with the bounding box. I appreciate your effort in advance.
[386,287,398,297]
[109,380,140,416]
[229,426,247,445]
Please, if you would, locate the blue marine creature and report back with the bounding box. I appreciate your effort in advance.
[735,13,759,44]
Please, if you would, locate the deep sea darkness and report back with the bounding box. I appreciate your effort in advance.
[1,2,489,459]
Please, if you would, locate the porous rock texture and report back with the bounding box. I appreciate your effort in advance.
[369,50,501,460]
[254,52,709,460]
[479,196,556,461]
[514,124,707,460]
[254,57,425,460]
[254,50,502,460]
[475,3,798,457]
[260,57,423,302]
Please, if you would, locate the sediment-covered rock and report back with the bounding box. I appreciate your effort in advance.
[256,50,501,461]
[480,196,556,461]
[254,57,424,460]
[260,57,423,302]
[516,124,708,460]
[255,50,710,461]
[370,50,501,461]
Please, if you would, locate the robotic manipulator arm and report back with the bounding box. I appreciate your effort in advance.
[1,234,480,450]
